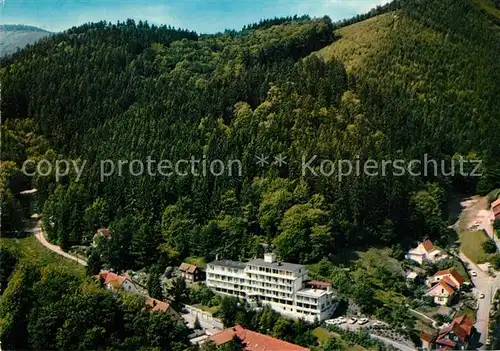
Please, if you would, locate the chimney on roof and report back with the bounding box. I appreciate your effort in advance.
[264,252,276,263]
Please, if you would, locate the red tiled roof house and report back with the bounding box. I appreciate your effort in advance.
[405,239,447,264]
[96,270,139,294]
[426,268,465,305]
[146,297,181,320]
[207,324,309,351]
[179,262,205,283]
[435,315,474,350]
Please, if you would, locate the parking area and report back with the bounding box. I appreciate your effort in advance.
[325,316,386,332]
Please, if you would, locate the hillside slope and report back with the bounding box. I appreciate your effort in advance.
[0,25,50,57]
[318,0,500,190]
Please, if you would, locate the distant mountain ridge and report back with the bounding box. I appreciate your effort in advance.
[0,24,51,57]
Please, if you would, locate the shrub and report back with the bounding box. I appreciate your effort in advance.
[483,239,497,254]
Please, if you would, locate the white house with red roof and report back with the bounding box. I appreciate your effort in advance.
[96,270,139,294]
[405,239,447,264]
[207,324,309,351]
[427,268,465,287]
[425,268,466,305]
[427,278,456,305]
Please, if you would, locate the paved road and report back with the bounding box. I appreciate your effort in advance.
[31,220,87,266]
[459,252,500,349]
[181,309,222,335]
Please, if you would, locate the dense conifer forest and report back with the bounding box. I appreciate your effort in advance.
[1,0,500,348]
[2,0,500,265]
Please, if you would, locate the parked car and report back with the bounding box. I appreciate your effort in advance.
[348,318,358,324]
[479,293,485,299]
[470,271,477,277]
[358,318,369,325]
[336,317,347,324]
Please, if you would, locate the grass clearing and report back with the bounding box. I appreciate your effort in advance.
[192,303,218,314]
[459,230,494,264]
[0,236,84,276]
[312,327,333,344]
[356,248,404,276]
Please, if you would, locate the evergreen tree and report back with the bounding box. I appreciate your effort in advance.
[147,265,163,300]
[85,249,102,276]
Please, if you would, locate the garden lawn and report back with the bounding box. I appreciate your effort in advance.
[459,230,494,264]
[312,327,368,351]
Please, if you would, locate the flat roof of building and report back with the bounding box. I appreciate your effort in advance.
[209,260,246,270]
[246,258,305,272]
[296,288,329,298]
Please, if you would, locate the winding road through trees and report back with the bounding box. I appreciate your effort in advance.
[31,220,87,266]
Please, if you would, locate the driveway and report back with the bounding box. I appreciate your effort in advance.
[181,305,223,334]
[31,220,87,266]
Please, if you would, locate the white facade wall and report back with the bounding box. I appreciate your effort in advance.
[206,260,335,322]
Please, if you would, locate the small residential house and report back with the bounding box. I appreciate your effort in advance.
[419,331,436,350]
[405,240,447,264]
[92,228,111,246]
[146,297,180,320]
[207,324,309,351]
[179,262,205,283]
[426,268,465,305]
[427,268,465,287]
[491,198,500,221]
[96,270,139,294]
[427,278,457,305]
[434,315,474,350]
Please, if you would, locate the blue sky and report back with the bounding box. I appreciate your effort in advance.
[1,0,389,33]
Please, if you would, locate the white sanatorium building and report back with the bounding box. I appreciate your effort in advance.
[206,253,336,322]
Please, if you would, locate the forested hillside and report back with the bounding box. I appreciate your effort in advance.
[0,238,193,350]
[2,0,500,272]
